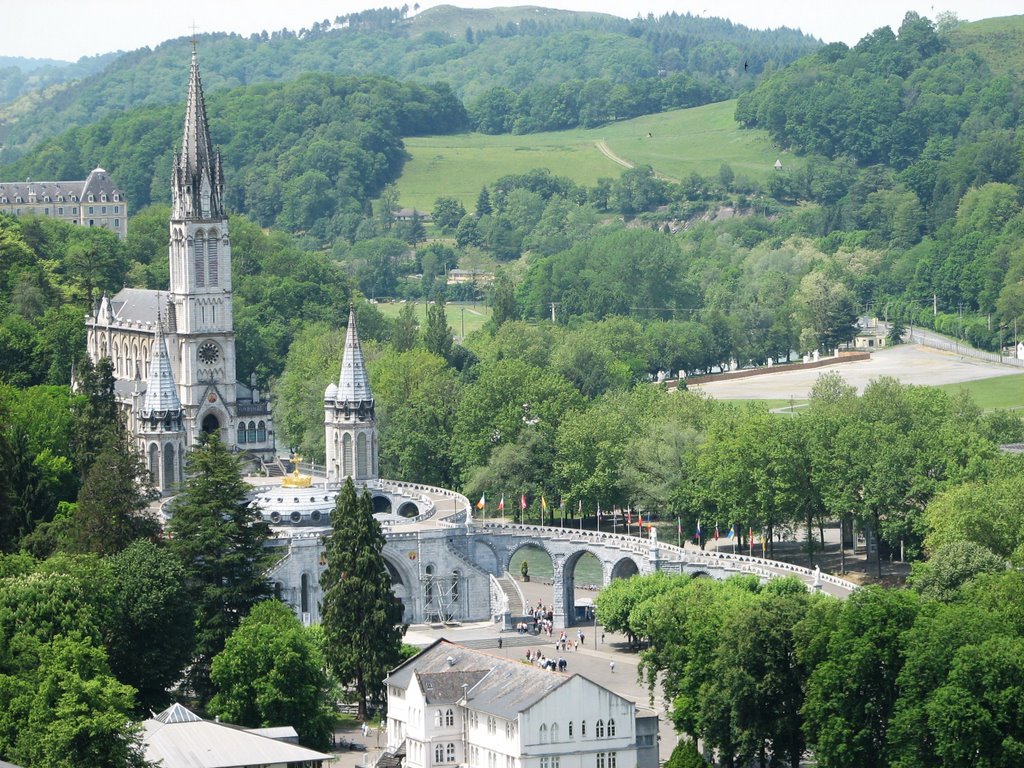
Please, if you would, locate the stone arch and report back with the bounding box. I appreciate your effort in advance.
[201,412,221,434]
[561,549,601,626]
[506,541,554,580]
[610,556,641,581]
[471,539,500,575]
[397,501,419,518]
[372,495,393,514]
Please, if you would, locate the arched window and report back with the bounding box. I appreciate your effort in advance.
[446,743,456,762]
[257,420,267,442]
[342,433,353,477]
[434,744,444,764]
[300,573,309,614]
[568,721,574,738]
[208,231,219,285]
[162,445,175,491]
[237,423,247,444]
[551,723,560,742]
[581,720,587,737]
[607,719,615,737]
[148,444,159,480]
[445,709,454,727]
[596,720,605,738]
[434,709,442,728]
[194,234,205,287]
[451,570,460,601]
[357,432,368,477]
[539,724,548,744]
[247,420,257,444]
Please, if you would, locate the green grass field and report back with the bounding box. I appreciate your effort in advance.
[374,300,493,338]
[397,100,800,211]
[937,374,1024,410]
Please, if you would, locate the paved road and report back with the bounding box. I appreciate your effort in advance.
[695,343,1022,401]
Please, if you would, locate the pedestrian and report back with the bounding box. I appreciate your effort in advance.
[498,637,503,649]
[362,722,369,738]
[573,640,578,652]
[609,660,615,673]
[601,632,605,644]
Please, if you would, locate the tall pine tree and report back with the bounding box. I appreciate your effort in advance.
[321,478,405,718]
[422,298,453,363]
[168,432,271,704]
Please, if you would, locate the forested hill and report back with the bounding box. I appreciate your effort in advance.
[0,52,120,110]
[0,5,820,161]
[0,74,467,241]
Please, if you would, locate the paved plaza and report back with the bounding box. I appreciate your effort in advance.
[693,344,1022,401]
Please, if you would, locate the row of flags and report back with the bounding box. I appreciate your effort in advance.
[476,493,772,551]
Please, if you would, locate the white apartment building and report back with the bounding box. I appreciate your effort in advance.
[384,640,658,768]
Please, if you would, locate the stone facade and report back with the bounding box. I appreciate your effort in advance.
[0,167,128,239]
[84,48,274,491]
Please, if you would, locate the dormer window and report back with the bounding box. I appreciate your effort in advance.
[15,197,22,203]
[113,194,120,202]
[101,194,107,202]
[88,194,94,202]
[57,195,63,202]
[43,196,50,202]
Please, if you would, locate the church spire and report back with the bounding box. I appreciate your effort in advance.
[140,305,183,419]
[172,46,224,220]
[336,304,373,407]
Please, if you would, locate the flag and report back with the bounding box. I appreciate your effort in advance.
[727,525,735,540]
[749,527,754,555]
[714,523,719,541]
[476,493,486,510]
[578,499,582,515]
[498,496,505,512]
[597,501,602,520]
[677,516,682,540]
[694,519,702,541]
[520,494,527,510]
[541,497,548,512]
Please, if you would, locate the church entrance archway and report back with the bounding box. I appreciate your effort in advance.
[201,413,220,434]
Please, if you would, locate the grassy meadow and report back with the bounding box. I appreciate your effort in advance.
[396,100,800,211]
[937,373,1024,410]
[374,300,493,338]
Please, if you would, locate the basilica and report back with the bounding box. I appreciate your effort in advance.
[85,48,274,491]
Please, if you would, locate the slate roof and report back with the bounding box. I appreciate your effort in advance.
[387,639,573,720]
[0,168,123,204]
[108,287,162,325]
[334,304,374,405]
[141,318,182,417]
[143,703,330,768]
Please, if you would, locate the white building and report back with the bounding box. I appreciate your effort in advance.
[84,46,274,491]
[383,640,658,768]
[142,703,331,768]
[0,167,128,239]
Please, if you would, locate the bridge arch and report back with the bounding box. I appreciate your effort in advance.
[381,549,418,624]
[470,539,500,575]
[397,501,419,518]
[506,540,554,579]
[610,556,640,581]
[372,495,392,514]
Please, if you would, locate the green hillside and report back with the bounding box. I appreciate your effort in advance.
[947,15,1024,78]
[396,99,798,210]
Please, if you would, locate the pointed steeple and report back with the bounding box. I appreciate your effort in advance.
[172,45,224,220]
[140,305,183,419]
[336,304,373,406]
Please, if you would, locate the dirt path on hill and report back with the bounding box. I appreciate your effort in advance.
[594,140,679,183]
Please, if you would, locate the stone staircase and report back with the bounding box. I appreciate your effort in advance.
[496,574,526,614]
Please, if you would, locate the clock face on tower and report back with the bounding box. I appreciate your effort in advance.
[197,341,220,365]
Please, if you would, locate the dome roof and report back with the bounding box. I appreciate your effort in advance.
[324,382,338,401]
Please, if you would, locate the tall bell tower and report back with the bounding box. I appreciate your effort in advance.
[325,305,378,484]
[167,44,238,445]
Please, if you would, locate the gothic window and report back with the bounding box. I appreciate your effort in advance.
[194,234,205,287]
[596,720,605,738]
[237,423,246,444]
[569,721,574,737]
[148,444,159,481]
[300,573,310,614]
[257,421,266,442]
[342,433,353,476]
[607,719,615,737]
[247,421,257,443]
[551,723,560,742]
[445,709,454,727]
[539,724,548,744]
[357,433,368,477]
[163,446,175,491]
[582,721,587,737]
[446,744,456,763]
[434,710,442,728]
[434,745,444,764]
[208,231,219,285]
